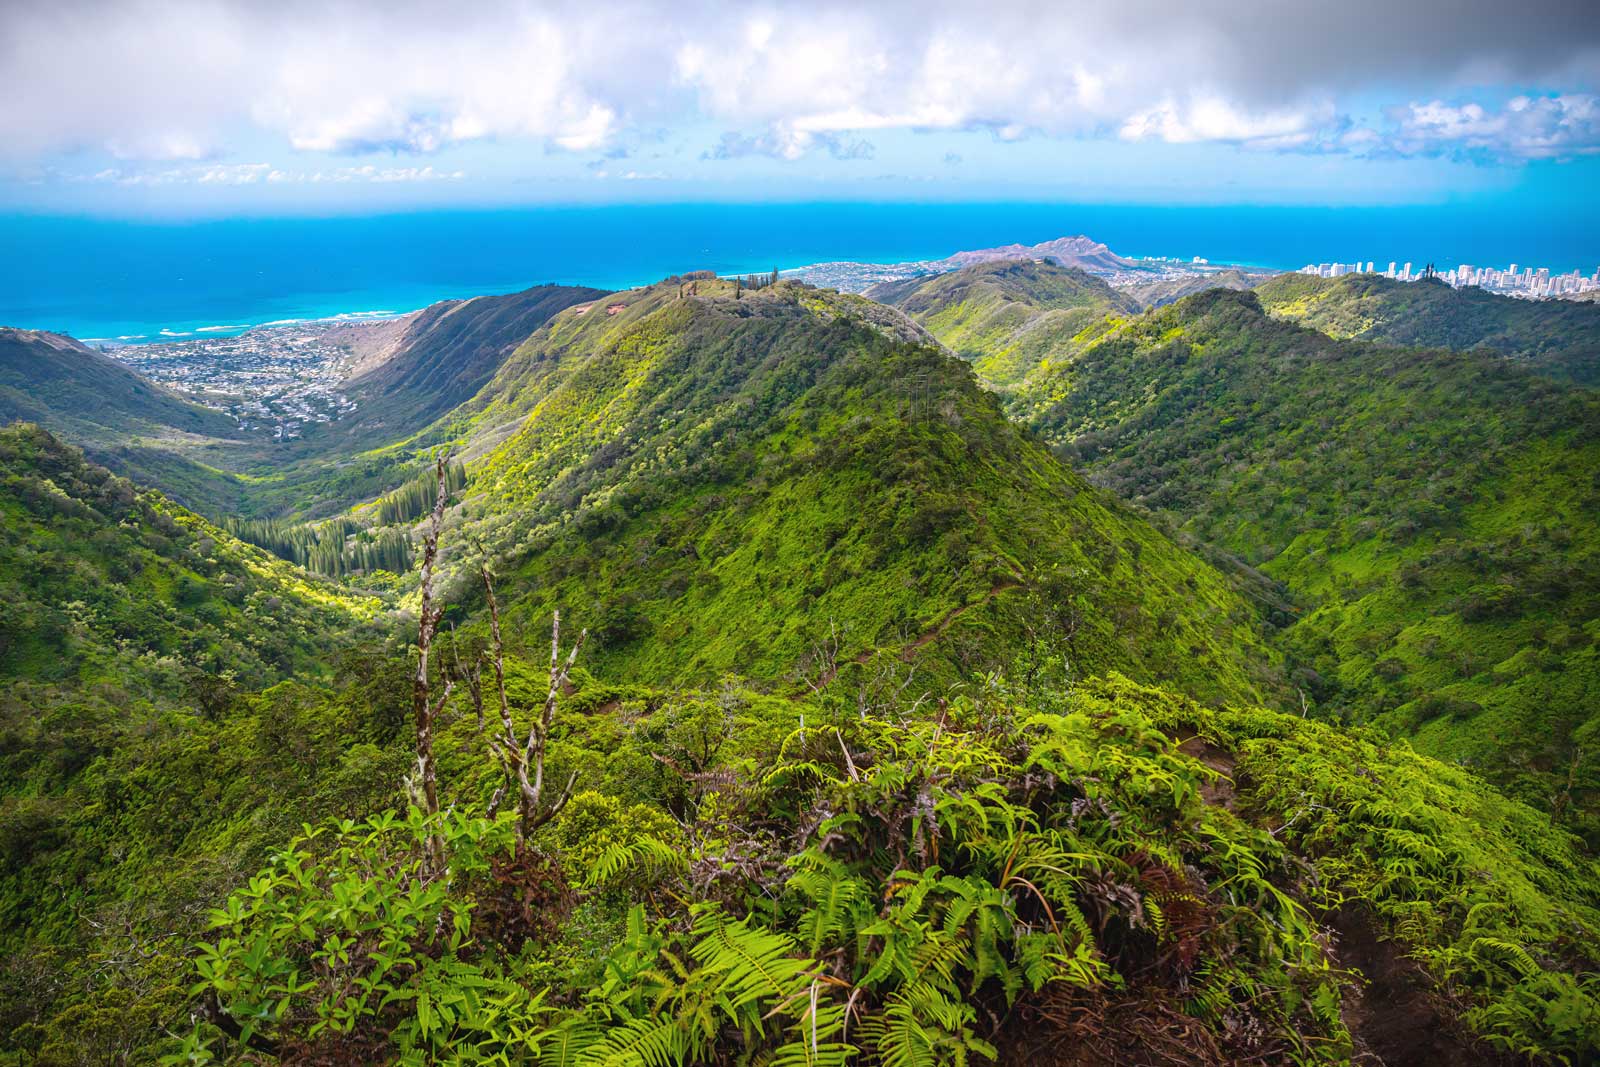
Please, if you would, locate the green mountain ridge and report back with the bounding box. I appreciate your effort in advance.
[420,275,1281,705]
[315,284,606,448]
[866,261,1139,387]
[1256,273,1600,385]
[982,286,1600,840]
[3,264,1599,1066]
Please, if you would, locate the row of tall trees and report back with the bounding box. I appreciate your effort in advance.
[377,461,468,525]
[219,460,470,578]
[223,516,414,577]
[734,269,781,298]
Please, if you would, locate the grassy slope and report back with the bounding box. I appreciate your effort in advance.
[422,277,1284,708]
[867,260,1139,387]
[0,423,377,695]
[0,328,253,512]
[1257,273,1600,385]
[1003,289,1600,838]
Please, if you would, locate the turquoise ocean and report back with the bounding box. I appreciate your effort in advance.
[3,202,1595,342]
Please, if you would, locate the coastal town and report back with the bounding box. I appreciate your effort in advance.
[792,241,1600,301]
[106,323,368,439]
[788,246,1260,293]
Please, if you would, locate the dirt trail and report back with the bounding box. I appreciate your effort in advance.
[1170,738,1511,1067]
[1175,735,1238,809]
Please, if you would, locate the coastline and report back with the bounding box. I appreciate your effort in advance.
[10,202,1597,345]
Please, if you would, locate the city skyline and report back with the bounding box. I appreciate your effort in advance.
[1300,258,1600,297]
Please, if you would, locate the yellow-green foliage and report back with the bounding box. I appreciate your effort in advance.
[869,260,1139,387]
[0,423,379,695]
[421,278,1282,708]
[172,671,1598,1066]
[1256,273,1600,386]
[961,287,1599,841]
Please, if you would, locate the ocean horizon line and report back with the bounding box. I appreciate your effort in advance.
[9,202,1596,343]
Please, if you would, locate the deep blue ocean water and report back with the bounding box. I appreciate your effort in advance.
[3,202,1595,342]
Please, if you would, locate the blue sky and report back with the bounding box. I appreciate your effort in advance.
[2,0,1597,216]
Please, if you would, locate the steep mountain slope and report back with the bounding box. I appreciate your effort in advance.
[6,274,1599,1067]
[0,328,254,510]
[0,287,602,521]
[1004,289,1600,838]
[0,423,377,695]
[0,328,236,442]
[0,424,396,1057]
[867,261,1138,386]
[1257,273,1600,384]
[1123,267,1272,310]
[321,283,605,445]
[425,275,1283,707]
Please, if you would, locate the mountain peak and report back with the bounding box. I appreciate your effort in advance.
[934,233,1133,272]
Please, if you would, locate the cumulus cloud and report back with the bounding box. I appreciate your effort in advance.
[0,0,1596,165]
[1383,93,1600,160]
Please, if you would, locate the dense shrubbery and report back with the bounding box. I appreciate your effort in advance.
[0,423,376,692]
[159,672,1598,1067]
[890,276,1600,842]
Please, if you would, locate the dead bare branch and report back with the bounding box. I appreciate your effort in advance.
[411,452,451,869]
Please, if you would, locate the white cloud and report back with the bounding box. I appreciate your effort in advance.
[1384,93,1600,160]
[1119,98,1335,148]
[81,163,467,186]
[0,0,1595,166]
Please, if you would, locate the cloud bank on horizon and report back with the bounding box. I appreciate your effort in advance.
[2,0,1597,201]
